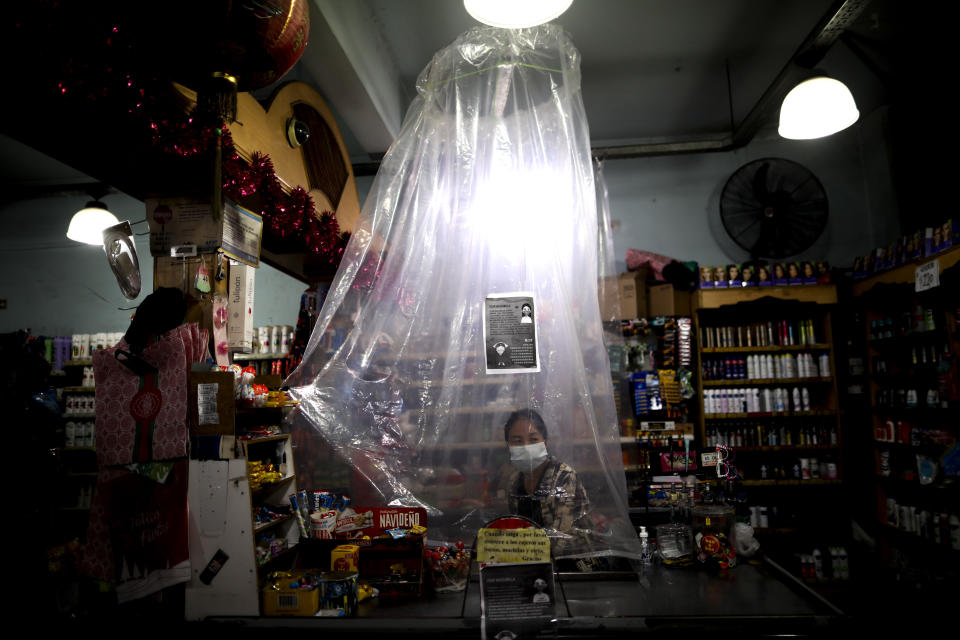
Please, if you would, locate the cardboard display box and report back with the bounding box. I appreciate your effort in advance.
[618,268,651,319]
[146,197,262,267]
[298,507,427,598]
[648,283,691,317]
[188,371,236,437]
[228,261,256,352]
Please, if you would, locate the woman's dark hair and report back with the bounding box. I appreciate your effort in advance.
[504,409,548,442]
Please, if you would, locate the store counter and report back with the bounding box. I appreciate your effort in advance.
[203,557,850,636]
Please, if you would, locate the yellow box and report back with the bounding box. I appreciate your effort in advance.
[262,572,320,617]
[331,544,360,572]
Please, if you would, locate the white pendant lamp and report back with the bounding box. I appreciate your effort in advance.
[66,200,120,245]
[464,0,573,28]
[778,76,860,140]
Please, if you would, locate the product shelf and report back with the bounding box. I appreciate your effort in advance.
[702,377,833,387]
[62,386,96,393]
[740,478,842,487]
[704,410,834,420]
[251,475,296,499]
[254,514,294,535]
[701,344,830,354]
[232,352,292,361]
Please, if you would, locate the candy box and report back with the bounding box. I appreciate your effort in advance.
[262,571,321,617]
[331,544,360,572]
[262,570,359,617]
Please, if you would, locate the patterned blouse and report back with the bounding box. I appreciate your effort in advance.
[508,456,593,552]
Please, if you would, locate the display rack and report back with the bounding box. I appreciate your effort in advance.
[691,285,849,575]
[850,246,960,586]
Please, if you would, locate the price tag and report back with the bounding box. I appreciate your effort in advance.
[915,259,939,292]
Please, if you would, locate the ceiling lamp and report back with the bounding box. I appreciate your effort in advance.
[778,76,860,140]
[464,0,573,28]
[66,199,120,245]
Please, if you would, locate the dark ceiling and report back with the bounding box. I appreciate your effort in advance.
[0,1,951,227]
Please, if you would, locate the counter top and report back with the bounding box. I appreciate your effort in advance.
[203,557,849,635]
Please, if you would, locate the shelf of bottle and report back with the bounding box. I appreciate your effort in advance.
[708,444,840,453]
[874,474,959,491]
[702,377,833,387]
[868,333,945,350]
[63,413,96,419]
[56,446,96,453]
[870,405,958,419]
[876,521,960,554]
[740,478,842,487]
[704,410,835,420]
[62,386,96,393]
[871,440,954,451]
[63,360,93,367]
[701,344,830,354]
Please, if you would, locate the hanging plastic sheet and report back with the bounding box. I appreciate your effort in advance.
[285,25,641,560]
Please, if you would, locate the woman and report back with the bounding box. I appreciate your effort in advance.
[757,264,771,285]
[503,409,591,540]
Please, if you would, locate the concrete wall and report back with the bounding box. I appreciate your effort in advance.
[0,192,304,337]
[604,109,898,274]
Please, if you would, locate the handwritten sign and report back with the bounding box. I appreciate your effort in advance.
[477,527,550,564]
[915,259,940,292]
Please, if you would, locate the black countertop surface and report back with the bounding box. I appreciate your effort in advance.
[202,556,850,637]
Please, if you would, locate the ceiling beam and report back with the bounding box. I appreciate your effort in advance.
[304,0,405,156]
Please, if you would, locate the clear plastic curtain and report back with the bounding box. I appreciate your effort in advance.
[285,25,640,559]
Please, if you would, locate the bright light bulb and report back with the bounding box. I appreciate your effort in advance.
[66,201,120,245]
[464,0,573,29]
[778,76,859,140]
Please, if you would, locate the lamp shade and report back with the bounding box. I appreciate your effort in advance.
[778,76,860,140]
[464,0,573,28]
[66,201,120,245]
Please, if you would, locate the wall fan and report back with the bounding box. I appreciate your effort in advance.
[719,158,828,259]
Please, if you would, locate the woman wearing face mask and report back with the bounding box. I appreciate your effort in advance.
[503,408,591,541]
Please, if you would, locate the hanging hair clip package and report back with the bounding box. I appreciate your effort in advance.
[284,24,641,562]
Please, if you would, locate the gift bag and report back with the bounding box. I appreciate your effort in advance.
[82,462,190,602]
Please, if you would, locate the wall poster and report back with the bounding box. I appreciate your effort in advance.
[483,292,540,375]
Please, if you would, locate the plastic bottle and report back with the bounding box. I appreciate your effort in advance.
[639,526,653,565]
[812,548,824,581]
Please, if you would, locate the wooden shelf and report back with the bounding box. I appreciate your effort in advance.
[251,474,296,498]
[701,344,830,353]
[232,352,292,361]
[695,285,837,309]
[704,410,835,420]
[63,360,93,367]
[254,514,294,535]
[851,245,960,296]
[64,413,96,419]
[703,377,833,387]
[256,543,299,572]
[740,478,842,487]
[241,434,290,445]
[730,444,841,452]
[63,386,96,393]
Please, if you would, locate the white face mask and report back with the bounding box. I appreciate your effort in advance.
[510,442,548,473]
